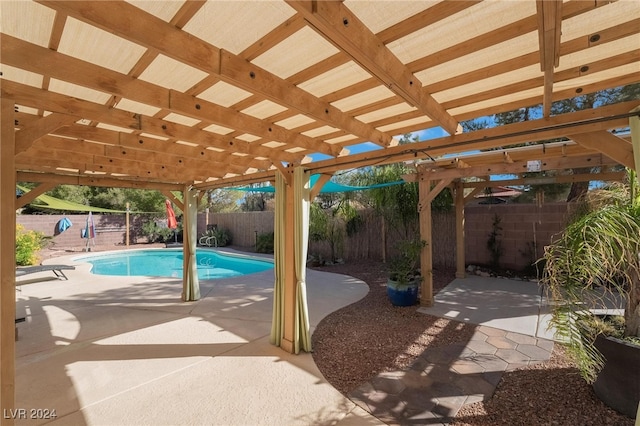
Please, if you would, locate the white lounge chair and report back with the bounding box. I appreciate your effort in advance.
[15,264,75,280]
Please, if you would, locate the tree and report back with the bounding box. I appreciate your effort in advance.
[240,183,274,211]
[206,189,242,212]
[91,188,167,212]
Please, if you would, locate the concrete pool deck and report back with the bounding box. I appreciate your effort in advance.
[14,249,383,425]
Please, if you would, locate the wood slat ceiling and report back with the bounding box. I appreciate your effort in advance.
[1,0,639,189]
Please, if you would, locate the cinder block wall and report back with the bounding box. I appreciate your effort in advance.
[16,214,156,250]
[464,203,573,270]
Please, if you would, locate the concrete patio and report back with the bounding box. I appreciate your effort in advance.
[14,250,381,425]
[14,251,561,426]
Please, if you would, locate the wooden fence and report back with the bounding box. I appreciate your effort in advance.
[207,211,274,248]
[18,203,572,272]
[207,203,571,271]
[207,209,457,268]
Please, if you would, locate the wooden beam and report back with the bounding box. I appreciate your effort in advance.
[309,173,332,200]
[218,50,394,147]
[171,0,207,29]
[420,154,615,181]
[23,134,248,177]
[15,182,57,210]
[423,141,595,169]
[0,33,325,159]
[0,69,313,162]
[17,172,183,191]
[36,1,219,73]
[464,185,486,204]
[55,124,277,169]
[161,191,184,213]
[288,0,459,135]
[14,113,77,154]
[377,1,481,44]
[36,1,396,150]
[454,158,470,168]
[462,171,625,189]
[409,0,603,74]
[168,89,341,157]
[537,0,562,117]
[271,161,290,182]
[380,71,636,139]
[425,14,640,93]
[0,98,16,423]
[241,15,306,61]
[421,178,453,204]
[16,147,222,182]
[570,131,635,169]
[193,170,276,191]
[308,100,637,175]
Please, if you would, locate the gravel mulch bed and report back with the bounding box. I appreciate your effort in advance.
[311,260,634,426]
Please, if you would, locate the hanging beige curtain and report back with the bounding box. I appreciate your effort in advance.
[269,168,312,353]
[270,171,286,346]
[182,187,200,302]
[293,167,312,353]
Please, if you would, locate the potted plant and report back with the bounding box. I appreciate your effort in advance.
[387,239,425,306]
[543,170,640,418]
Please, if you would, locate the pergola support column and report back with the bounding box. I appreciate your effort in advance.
[454,180,466,279]
[630,106,640,180]
[281,168,297,353]
[271,167,312,354]
[1,98,17,424]
[417,172,453,307]
[182,186,200,302]
[418,176,433,306]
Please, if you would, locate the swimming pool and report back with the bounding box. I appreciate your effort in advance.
[75,249,273,280]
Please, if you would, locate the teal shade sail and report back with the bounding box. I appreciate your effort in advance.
[230,174,404,194]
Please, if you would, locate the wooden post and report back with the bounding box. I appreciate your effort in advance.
[281,168,297,353]
[418,174,434,306]
[181,186,192,301]
[630,106,640,180]
[1,98,16,424]
[125,202,130,248]
[455,181,466,278]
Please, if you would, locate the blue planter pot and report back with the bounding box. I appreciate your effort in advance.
[387,278,419,306]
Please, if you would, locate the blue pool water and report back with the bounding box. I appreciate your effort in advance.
[76,249,273,280]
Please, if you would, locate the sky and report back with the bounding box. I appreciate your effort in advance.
[308,126,449,162]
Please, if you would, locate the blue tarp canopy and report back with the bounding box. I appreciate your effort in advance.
[230,174,405,193]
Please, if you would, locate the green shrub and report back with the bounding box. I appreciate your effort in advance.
[256,232,274,254]
[141,220,176,243]
[199,227,231,247]
[16,224,46,266]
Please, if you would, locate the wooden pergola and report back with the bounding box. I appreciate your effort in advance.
[1,0,639,418]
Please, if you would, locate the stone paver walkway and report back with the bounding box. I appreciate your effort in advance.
[348,325,554,425]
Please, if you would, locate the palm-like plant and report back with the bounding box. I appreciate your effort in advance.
[543,170,640,382]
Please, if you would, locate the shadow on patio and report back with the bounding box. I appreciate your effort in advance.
[14,264,374,425]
